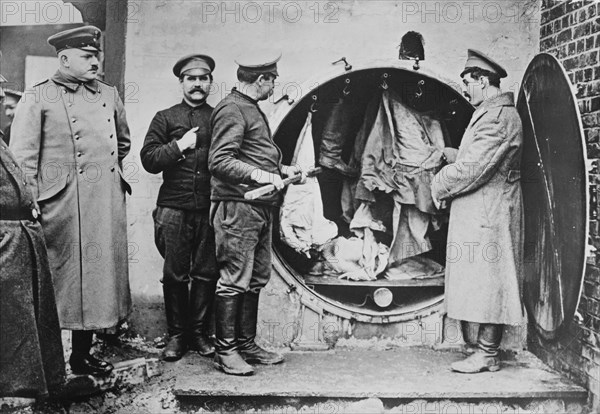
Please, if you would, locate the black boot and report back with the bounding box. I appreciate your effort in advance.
[70,330,113,376]
[451,323,502,373]
[318,98,358,177]
[213,294,254,376]
[162,283,189,361]
[238,291,284,365]
[188,281,216,357]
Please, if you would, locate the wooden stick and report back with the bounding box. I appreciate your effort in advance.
[244,167,322,200]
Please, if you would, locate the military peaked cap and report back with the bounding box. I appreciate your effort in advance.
[48,25,102,53]
[460,49,507,79]
[173,54,215,77]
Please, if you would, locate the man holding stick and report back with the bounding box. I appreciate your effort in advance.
[208,52,302,376]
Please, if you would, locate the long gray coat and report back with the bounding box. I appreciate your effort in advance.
[431,92,525,325]
[10,71,132,330]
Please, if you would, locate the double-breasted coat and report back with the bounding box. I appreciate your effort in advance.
[10,71,132,330]
[431,92,525,325]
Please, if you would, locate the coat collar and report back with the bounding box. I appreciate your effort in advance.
[469,92,515,126]
[231,87,259,105]
[478,92,515,110]
[51,70,100,94]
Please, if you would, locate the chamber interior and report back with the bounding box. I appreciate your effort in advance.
[273,68,473,314]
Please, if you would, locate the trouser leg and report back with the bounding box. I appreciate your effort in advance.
[318,98,358,177]
[153,206,194,361]
[477,323,503,356]
[188,212,218,356]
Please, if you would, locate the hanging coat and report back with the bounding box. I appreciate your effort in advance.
[431,93,525,325]
[280,112,337,253]
[10,71,132,330]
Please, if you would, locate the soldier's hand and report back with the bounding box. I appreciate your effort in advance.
[282,164,306,184]
[442,147,458,164]
[251,169,285,190]
[176,127,199,152]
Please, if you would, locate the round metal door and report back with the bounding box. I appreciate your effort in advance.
[518,53,588,340]
[267,58,474,322]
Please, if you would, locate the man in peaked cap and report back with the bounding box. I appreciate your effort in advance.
[141,54,219,362]
[10,25,132,377]
[431,49,525,373]
[209,52,302,375]
[0,58,66,399]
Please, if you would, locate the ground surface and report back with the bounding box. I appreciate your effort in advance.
[0,336,592,414]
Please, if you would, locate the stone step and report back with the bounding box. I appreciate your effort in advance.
[173,348,586,403]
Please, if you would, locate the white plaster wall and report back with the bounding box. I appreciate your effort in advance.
[121,0,540,338]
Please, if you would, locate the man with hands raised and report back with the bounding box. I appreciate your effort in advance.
[141,54,219,362]
[209,52,300,376]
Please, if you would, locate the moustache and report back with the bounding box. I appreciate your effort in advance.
[190,88,207,93]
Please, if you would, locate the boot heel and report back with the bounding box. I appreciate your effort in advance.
[488,364,501,372]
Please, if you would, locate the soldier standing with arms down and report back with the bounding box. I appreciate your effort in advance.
[209,53,302,376]
[431,49,525,373]
[141,54,219,361]
[10,26,132,376]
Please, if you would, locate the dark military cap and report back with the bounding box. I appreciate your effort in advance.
[3,89,22,99]
[47,25,102,53]
[172,54,215,77]
[235,51,281,76]
[460,49,507,79]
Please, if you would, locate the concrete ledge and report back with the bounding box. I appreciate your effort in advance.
[174,348,586,400]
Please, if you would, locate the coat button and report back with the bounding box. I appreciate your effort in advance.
[77,152,82,157]
[68,103,73,107]
[110,167,115,172]
[72,118,77,123]
[110,134,113,138]
[32,209,39,219]
[78,168,83,174]
[107,119,111,122]
[75,135,80,140]
[111,151,115,155]
[63,89,67,94]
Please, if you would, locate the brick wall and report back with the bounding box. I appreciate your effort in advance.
[531,0,600,409]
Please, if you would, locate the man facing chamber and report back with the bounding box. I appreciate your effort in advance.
[209,52,303,376]
[431,49,525,373]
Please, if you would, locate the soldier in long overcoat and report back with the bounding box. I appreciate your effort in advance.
[431,49,525,373]
[0,67,65,399]
[10,26,131,376]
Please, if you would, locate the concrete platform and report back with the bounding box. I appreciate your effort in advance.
[173,348,586,400]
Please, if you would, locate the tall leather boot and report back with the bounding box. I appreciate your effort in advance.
[162,283,189,361]
[188,281,216,357]
[318,97,358,177]
[238,291,284,365]
[213,294,254,376]
[451,323,502,373]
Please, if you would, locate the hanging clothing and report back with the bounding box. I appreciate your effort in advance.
[359,89,445,212]
[280,112,338,254]
[345,90,448,265]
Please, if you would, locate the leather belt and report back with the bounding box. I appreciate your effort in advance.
[1,208,40,222]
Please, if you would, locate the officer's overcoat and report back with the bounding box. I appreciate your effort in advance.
[431,93,525,325]
[10,71,132,330]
